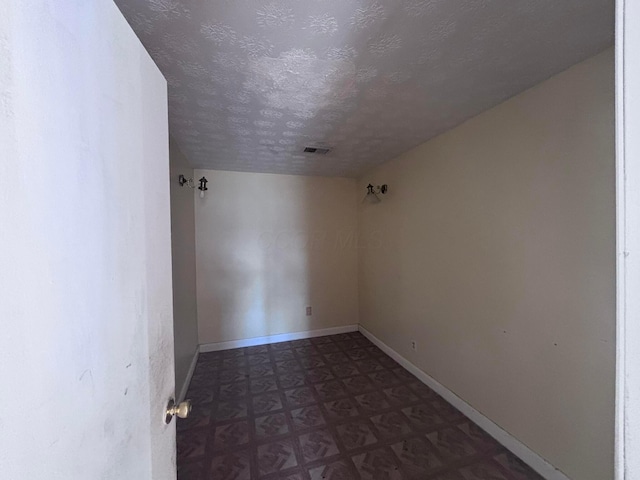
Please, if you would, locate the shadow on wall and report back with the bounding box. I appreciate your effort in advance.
[194,171,360,345]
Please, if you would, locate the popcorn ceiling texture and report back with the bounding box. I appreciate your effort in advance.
[115,0,613,178]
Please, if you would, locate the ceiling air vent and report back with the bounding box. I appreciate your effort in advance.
[304,146,331,155]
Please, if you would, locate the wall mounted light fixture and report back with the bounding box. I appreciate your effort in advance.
[179,174,208,198]
[178,174,195,188]
[198,177,208,198]
[363,183,388,204]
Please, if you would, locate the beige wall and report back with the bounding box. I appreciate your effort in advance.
[169,139,199,392]
[358,49,615,480]
[195,170,358,344]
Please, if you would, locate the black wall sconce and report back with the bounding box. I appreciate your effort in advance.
[363,183,388,204]
[198,177,208,198]
[179,174,208,198]
[178,174,194,188]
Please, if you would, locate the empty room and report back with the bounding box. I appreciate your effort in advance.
[5,1,640,480]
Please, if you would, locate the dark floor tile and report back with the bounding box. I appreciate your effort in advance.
[308,459,355,480]
[255,412,290,439]
[304,367,335,384]
[402,403,446,432]
[222,348,245,358]
[429,472,466,480]
[369,369,402,387]
[299,355,326,369]
[351,447,402,480]
[332,333,353,342]
[391,367,416,382]
[316,343,341,354]
[251,377,279,394]
[425,427,478,461]
[290,405,326,430]
[457,421,502,453]
[296,345,319,357]
[298,428,340,463]
[190,370,218,387]
[391,436,444,477]
[331,363,360,379]
[209,449,252,480]
[276,359,302,373]
[429,398,467,424]
[324,398,359,420]
[253,392,284,414]
[377,354,400,368]
[270,471,305,480]
[342,375,376,395]
[273,350,296,362]
[213,420,250,451]
[278,372,306,389]
[248,353,271,366]
[223,356,247,369]
[219,380,249,400]
[246,345,269,355]
[256,438,298,476]
[284,386,316,408]
[335,420,378,451]
[365,346,390,359]
[455,459,511,480]
[219,368,249,384]
[178,403,212,431]
[249,364,275,378]
[355,391,392,413]
[186,386,216,405]
[323,352,350,365]
[193,361,221,374]
[369,411,412,440]
[214,400,248,422]
[177,460,205,480]
[314,379,348,401]
[355,357,384,373]
[408,380,440,400]
[384,385,419,406]
[178,332,545,480]
[177,427,209,461]
[270,341,293,351]
[345,348,369,361]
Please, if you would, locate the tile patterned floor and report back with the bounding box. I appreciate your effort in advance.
[177,331,543,480]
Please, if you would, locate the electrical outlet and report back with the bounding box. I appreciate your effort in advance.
[306,306,312,316]
[411,341,417,351]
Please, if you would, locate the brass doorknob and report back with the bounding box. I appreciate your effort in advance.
[165,398,192,424]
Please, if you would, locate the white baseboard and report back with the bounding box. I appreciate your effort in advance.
[178,347,199,403]
[358,325,569,480]
[199,324,358,353]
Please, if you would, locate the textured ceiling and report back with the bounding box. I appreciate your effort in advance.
[116,0,614,178]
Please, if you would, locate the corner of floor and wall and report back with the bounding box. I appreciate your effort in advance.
[168,47,616,480]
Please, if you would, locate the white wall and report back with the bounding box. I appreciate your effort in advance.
[195,170,358,345]
[616,1,640,477]
[169,139,199,392]
[0,1,174,479]
[358,49,615,480]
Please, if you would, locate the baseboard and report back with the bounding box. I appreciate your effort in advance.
[199,324,359,353]
[358,325,569,480]
[178,347,199,403]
